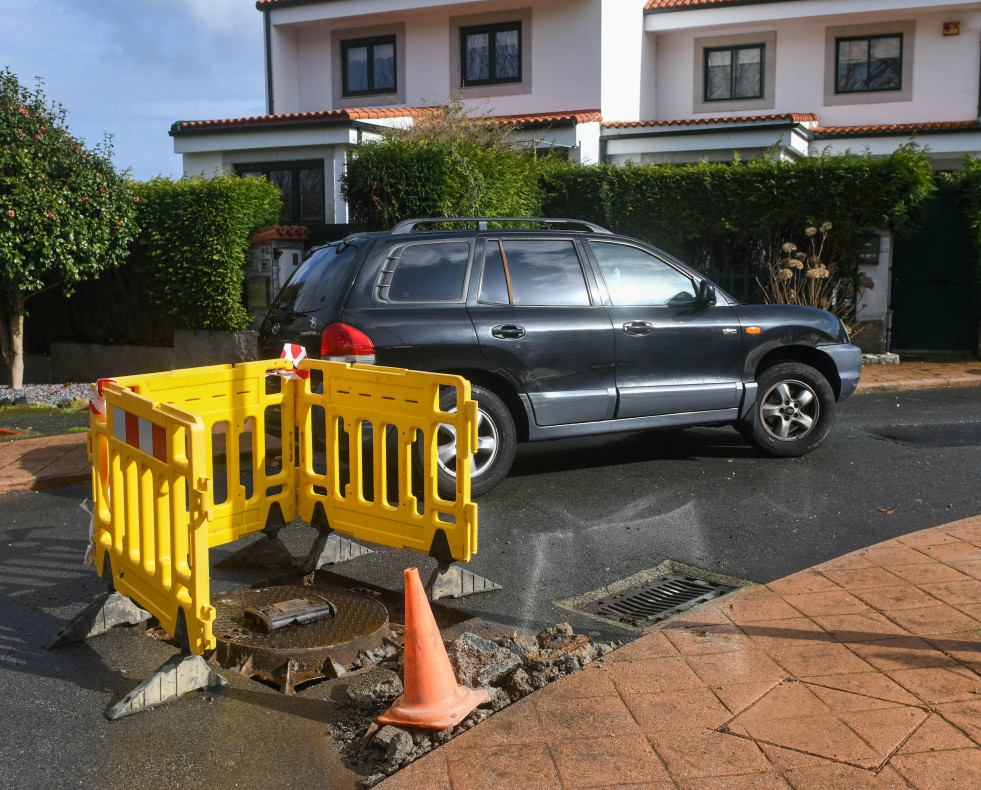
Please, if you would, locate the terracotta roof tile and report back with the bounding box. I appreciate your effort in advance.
[645,0,799,11]
[249,225,312,243]
[811,120,979,135]
[172,108,601,135]
[604,113,817,129]
[491,110,602,125]
[171,107,434,133]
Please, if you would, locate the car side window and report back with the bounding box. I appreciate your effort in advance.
[590,241,696,306]
[382,242,470,302]
[479,239,591,306]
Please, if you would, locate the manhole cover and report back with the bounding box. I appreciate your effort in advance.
[213,585,390,693]
[555,560,751,632]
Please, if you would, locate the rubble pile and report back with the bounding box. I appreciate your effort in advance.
[330,623,619,787]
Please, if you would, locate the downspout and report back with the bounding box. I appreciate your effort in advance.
[264,10,274,116]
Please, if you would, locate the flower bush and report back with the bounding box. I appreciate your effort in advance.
[0,68,136,388]
[761,222,869,326]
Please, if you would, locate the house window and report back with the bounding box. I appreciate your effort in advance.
[342,36,396,96]
[835,34,902,93]
[460,22,521,86]
[704,45,764,102]
[236,162,325,224]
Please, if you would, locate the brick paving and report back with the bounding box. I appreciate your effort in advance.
[379,515,981,790]
[0,432,89,493]
[856,361,981,393]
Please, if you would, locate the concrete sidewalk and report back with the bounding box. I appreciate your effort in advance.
[380,514,981,790]
[3,361,978,495]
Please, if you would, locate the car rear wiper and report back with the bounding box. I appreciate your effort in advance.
[265,310,305,323]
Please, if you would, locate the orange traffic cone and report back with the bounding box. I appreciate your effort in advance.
[377,567,487,730]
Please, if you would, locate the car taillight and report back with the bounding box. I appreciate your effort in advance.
[320,322,376,364]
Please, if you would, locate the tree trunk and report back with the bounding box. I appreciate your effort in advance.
[1,291,26,390]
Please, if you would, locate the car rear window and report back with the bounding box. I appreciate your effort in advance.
[382,242,471,302]
[268,242,363,313]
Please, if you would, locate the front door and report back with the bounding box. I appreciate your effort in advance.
[468,237,617,426]
[586,240,744,418]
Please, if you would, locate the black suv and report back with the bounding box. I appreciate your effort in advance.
[259,218,862,496]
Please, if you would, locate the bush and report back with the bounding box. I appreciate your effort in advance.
[135,175,281,331]
[342,137,542,230]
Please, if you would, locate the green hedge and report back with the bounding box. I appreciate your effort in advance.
[540,144,936,281]
[134,175,281,331]
[341,138,542,230]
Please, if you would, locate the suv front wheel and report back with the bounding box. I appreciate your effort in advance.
[745,362,836,457]
[429,384,516,498]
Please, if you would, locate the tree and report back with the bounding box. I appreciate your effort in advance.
[1,68,136,388]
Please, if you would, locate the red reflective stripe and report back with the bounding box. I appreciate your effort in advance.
[125,413,139,446]
[151,424,167,462]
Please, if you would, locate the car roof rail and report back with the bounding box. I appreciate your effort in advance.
[390,217,613,234]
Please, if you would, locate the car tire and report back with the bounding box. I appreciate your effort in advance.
[745,362,835,457]
[428,384,516,498]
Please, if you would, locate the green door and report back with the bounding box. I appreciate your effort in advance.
[891,186,977,351]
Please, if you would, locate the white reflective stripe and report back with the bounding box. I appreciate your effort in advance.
[138,418,153,455]
[112,407,127,442]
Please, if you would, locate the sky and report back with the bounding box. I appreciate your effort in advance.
[1,0,267,181]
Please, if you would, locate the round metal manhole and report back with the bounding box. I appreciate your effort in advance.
[213,585,390,694]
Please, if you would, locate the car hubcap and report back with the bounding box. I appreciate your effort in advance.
[435,407,499,479]
[759,379,820,441]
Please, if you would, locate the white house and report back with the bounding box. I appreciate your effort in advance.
[171,0,981,352]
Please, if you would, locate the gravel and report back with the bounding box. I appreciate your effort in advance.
[0,382,93,406]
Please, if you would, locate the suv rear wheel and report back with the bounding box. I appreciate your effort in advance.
[745,362,835,457]
[429,384,516,498]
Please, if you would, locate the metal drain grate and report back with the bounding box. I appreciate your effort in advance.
[582,573,736,628]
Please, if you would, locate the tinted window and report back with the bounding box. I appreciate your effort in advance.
[500,240,590,306]
[269,242,362,313]
[387,242,470,302]
[590,242,696,306]
[478,241,510,304]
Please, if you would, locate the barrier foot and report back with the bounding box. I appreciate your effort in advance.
[425,564,502,601]
[215,535,295,569]
[303,530,375,573]
[44,592,151,650]
[106,653,228,720]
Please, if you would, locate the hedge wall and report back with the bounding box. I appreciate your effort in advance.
[134,175,281,331]
[540,144,936,280]
[341,138,542,230]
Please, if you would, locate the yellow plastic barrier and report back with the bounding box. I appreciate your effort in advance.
[296,360,479,563]
[112,359,297,548]
[90,382,215,654]
[88,358,478,655]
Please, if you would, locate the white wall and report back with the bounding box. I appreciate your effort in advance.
[651,8,981,125]
[271,0,604,117]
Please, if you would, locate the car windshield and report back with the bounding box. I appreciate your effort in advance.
[268,242,362,314]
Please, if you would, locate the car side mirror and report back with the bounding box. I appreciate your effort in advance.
[697,280,717,306]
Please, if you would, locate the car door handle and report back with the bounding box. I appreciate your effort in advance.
[622,321,653,336]
[491,324,526,340]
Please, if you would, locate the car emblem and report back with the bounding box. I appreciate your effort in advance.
[271,323,280,335]
[723,328,737,335]
[309,317,317,329]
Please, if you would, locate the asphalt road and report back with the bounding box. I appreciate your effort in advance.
[2,385,979,788]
